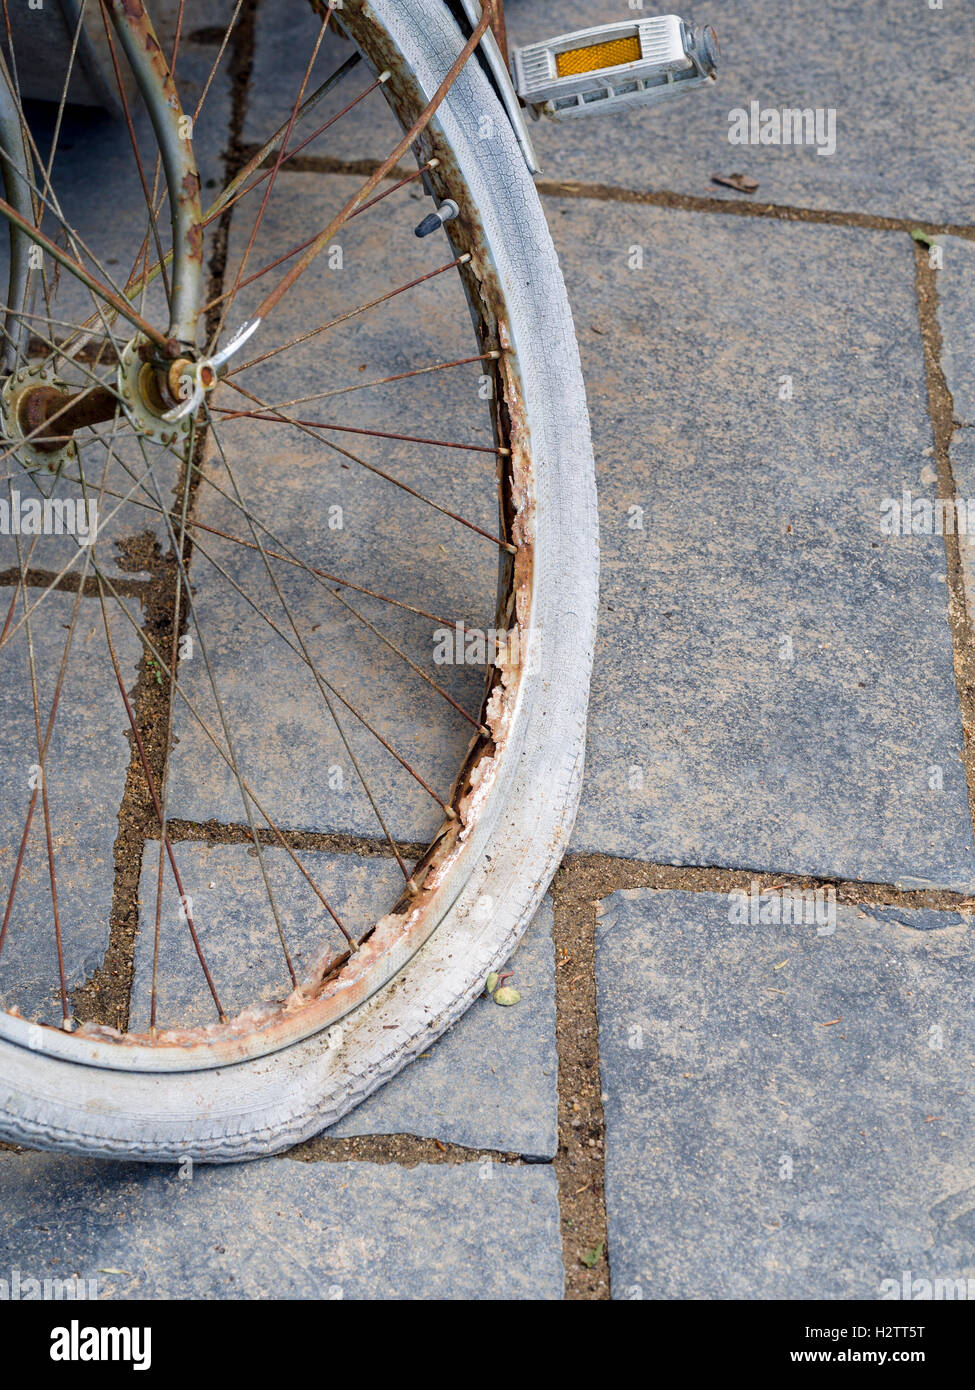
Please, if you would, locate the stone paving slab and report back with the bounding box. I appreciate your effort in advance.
[547,198,975,892]
[935,236,975,425]
[164,171,499,845]
[505,0,975,225]
[596,888,975,1300]
[0,1153,564,1299]
[0,591,139,1022]
[327,898,558,1158]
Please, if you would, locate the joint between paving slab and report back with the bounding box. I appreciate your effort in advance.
[287,1132,526,1167]
[534,180,975,242]
[555,851,975,911]
[237,146,414,185]
[549,856,610,1299]
[234,150,975,248]
[164,817,426,862]
[912,244,975,847]
[0,567,149,597]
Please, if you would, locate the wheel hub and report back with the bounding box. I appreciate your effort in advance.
[117,337,195,447]
[1,363,80,471]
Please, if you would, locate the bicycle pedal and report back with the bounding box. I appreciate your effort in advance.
[512,14,718,121]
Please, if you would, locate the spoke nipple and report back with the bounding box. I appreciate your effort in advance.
[505,542,517,555]
[489,349,501,359]
[378,69,392,83]
[60,1016,75,1033]
[406,877,421,897]
[459,252,472,264]
[427,157,440,169]
[444,805,459,821]
[414,198,459,239]
[498,447,511,457]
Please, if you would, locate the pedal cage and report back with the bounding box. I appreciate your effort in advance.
[512,14,718,121]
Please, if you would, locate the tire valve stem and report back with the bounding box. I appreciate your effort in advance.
[414,198,459,239]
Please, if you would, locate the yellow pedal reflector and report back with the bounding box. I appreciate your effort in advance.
[555,35,641,78]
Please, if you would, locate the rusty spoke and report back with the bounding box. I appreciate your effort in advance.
[189,0,242,121]
[188,504,455,822]
[0,417,122,1013]
[240,350,500,412]
[224,377,515,553]
[93,561,361,945]
[204,68,383,238]
[0,193,172,354]
[134,435,303,978]
[96,578,227,1023]
[0,434,177,654]
[228,255,473,376]
[201,152,433,312]
[211,6,335,351]
[215,404,504,456]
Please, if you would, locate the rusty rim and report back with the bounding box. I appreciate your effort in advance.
[0,0,534,1070]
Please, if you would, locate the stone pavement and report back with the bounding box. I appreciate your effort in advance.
[2,0,975,1300]
[596,889,975,1300]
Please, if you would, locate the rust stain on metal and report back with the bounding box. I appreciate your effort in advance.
[14,383,119,449]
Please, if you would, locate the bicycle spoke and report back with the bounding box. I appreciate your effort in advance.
[206,62,380,234]
[130,430,341,971]
[212,6,334,350]
[189,0,241,122]
[205,408,437,875]
[189,516,456,818]
[0,418,121,1014]
[203,156,437,314]
[224,377,515,552]
[96,576,227,1023]
[228,254,473,376]
[93,561,361,946]
[0,192,171,352]
[217,404,505,456]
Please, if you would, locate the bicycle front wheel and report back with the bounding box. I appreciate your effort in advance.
[0,0,598,1160]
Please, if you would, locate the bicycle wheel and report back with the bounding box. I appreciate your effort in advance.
[0,0,597,1160]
